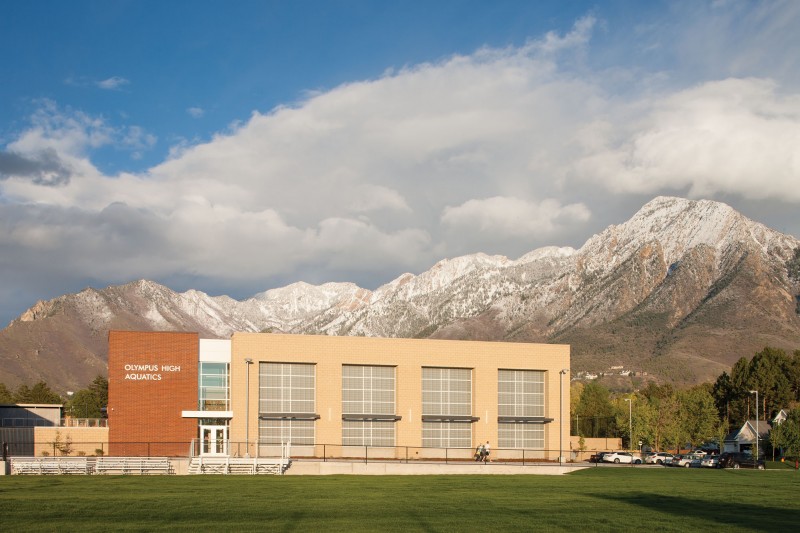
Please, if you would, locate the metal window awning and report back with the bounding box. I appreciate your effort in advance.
[497,416,554,424]
[259,412,320,420]
[342,414,402,421]
[181,410,233,419]
[421,415,480,422]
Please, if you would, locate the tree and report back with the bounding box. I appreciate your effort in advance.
[88,375,108,411]
[679,385,721,449]
[769,410,800,459]
[749,347,793,418]
[14,381,62,404]
[729,357,752,421]
[711,371,734,429]
[639,383,681,451]
[575,381,617,438]
[66,375,108,418]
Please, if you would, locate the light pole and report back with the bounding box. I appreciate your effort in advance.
[559,369,569,464]
[625,398,632,452]
[245,358,253,457]
[66,391,74,422]
[749,390,759,461]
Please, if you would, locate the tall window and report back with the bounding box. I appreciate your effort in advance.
[498,369,545,449]
[258,362,316,445]
[422,367,472,447]
[199,362,229,411]
[342,365,396,446]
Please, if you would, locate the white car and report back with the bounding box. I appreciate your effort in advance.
[644,452,674,465]
[603,452,641,464]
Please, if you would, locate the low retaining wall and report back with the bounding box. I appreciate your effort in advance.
[569,436,623,461]
[34,427,109,457]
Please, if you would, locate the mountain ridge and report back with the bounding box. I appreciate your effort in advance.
[2,196,799,391]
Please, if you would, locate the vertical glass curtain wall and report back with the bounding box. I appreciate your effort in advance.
[199,362,230,411]
[422,367,473,447]
[341,365,397,446]
[258,362,316,445]
[497,369,545,449]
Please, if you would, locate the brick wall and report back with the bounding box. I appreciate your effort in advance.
[108,331,198,456]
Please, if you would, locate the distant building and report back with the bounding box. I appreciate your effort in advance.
[723,420,771,454]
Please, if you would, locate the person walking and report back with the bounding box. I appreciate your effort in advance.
[483,440,491,463]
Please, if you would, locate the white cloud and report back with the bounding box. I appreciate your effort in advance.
[442,197,591,238]
[574,78,800,200]
[187,107,205,118]
[3,101,156,177]
[96,76,130,90]
[2,7,800,324]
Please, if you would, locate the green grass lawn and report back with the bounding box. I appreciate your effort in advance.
[2,468,798,532]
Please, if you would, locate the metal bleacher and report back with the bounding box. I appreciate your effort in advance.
[10,456,172,475]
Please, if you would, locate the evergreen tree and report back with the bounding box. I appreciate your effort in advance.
[14,381,62,403]
[66,375,109,418]
[711,371,734,429]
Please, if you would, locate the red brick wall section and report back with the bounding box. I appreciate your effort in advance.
[108,331,199,456]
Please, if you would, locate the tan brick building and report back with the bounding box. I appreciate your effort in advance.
[108,331,570,460]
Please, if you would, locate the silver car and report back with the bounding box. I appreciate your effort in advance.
[701,455,719,468]
[644,452,674,465]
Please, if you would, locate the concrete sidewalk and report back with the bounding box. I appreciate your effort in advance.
[286,460,588,475]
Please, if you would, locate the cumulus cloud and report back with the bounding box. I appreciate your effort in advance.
[2,7,800,325]
[0,148,72,186]
[574,78,800,200]
[187,107,205,118]
[0,100,156,184]
[442,197,591,238]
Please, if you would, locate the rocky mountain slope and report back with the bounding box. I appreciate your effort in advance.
[2,196,799,391]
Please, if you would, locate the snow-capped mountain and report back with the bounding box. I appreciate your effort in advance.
[2,196,799,391]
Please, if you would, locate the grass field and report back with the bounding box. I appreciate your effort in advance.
[2,468,798,532]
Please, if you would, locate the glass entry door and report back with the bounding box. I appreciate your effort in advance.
[200,425,228,456]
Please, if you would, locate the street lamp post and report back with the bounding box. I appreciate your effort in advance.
[559,369,569,464]
[245,358,254,458]
[625,398,632,452]
[749,390,759,461]
[66,391,74,422]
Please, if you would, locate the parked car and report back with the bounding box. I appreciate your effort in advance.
[700,455,719,468]
[671,454,703,467]
[717,452,765,470]
[589,452,610,463]
[644,452,674,465]
[603,451,641,464]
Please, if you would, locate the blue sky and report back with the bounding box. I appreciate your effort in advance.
[1,0,799,326]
